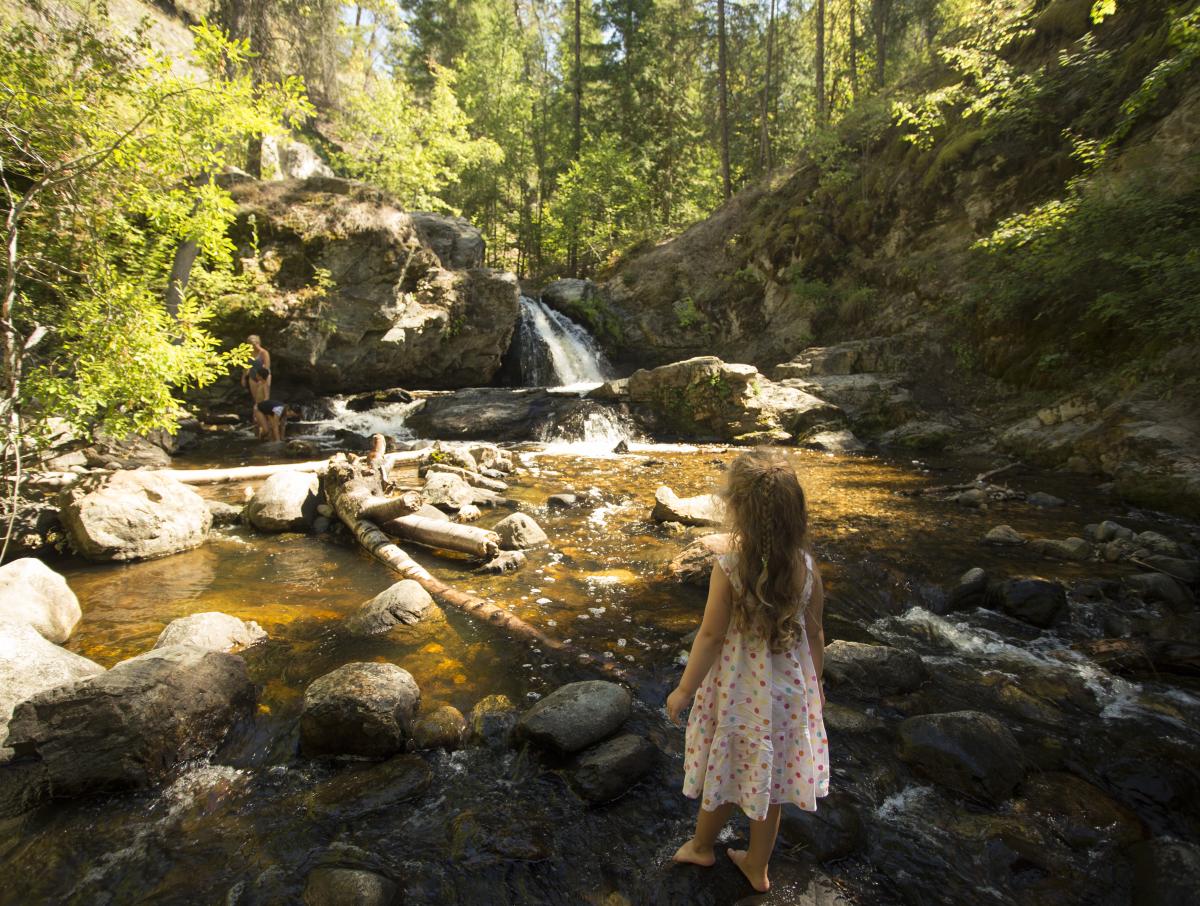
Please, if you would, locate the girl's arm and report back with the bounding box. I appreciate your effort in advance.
[805,567,826,704]
[666,562,732,724]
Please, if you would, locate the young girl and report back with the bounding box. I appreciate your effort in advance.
[666,451,828,893]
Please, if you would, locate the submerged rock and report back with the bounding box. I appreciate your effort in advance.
[345,581,435,637]
[206,500,243,527]
[897,710,1024,804]
[153,612,266,653]
[58,470,212,561]
[492,513,548,550]
[0,558,82,643]
[1015,772,1144,849]
[517,680,631,754]
[1125,572,1194,609]
[303,867,398,906]
[824,641,928,696]
[245,471,320,533]
[569,733,657,803]
[651,486,725,526]
[469,694,518,749]
[5,645,255,797]
[300,663,421,758]
[410,705,467,751]
[303,755,432,819]
[1028,537,1092,561]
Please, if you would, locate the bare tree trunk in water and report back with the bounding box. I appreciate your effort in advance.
[718,0,732,199]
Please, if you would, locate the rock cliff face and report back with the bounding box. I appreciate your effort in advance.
[217,177,520,393]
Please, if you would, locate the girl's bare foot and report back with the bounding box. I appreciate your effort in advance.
[672,838,716,867]
[727,849,770,892]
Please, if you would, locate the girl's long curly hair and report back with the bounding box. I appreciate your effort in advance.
[722,451,811,653]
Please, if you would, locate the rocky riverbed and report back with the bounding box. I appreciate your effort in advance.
[2,437,1198,905]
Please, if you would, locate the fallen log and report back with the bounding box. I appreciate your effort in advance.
[358,491,423,523]
[420,462,509,493]
[325,454,621,677]
[382,513,500,559]
[159,452,424,485]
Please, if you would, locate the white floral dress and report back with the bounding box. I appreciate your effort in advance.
[682,550,829,820]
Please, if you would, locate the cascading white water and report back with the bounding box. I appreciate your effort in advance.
[516,297,610,389]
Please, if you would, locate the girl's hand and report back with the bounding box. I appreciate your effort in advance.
[666,687,691,726]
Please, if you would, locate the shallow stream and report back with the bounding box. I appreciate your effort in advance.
[4,439,1199,905]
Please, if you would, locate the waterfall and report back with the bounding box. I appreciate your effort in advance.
[516,297,611,389]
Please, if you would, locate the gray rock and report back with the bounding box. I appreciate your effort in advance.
[206,500,243,527]
[821,702,886,734]
[987,578,1067,627]
[300,663,420,758]
[517,680,631,754]
[801,429,866,453]
[898,710,1024,803]
[492,513,548,550]
[569,733,657,803]
[407,211,484,270]
[58,470,212,561]
[476,550,526,573]
[469,694,517,749]
[667,535,725,587]
[957,488,988,508]
[1093,520,1135,543]
[824,641,928,696]
[245,471,319,532]
[422,472,475,510]
[779,790,865,862]
[345,581,435,637]
[1133,531,1182,557]
[1029,537,1093,561]
[0,558,82,642]
[547,493,578,509]
[1104,539,1137,562]
[1027,492,1065,508]
[5,645,255,797]
[983,525,1025,545]
[1126,573,1195,609]
[312,516,332,534]
[303,867,398,906]
[1128,838,1200,906]
[301,755,431,819]
[1140,556,1199,585]
[651,486,726,526]
[879,420,956,452]
[153,612,266,652]
[410,705,467,751]
[0,621,103,749]
[261,134,334,180]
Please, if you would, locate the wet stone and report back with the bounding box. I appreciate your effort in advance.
[569,733,657,803]
[0,557,81,643]
[468,694,517,749]
[245,471,320,533]
[153,611,266,653]
[779,789,865,862]
[983,525,1025,545]
[300,663,420,758]
[410,705,467,751]
[517,680,632,754]
[1090,520,1135,543]
[206,500,243,527]
[547,493,578,509]
[1125,573,1194,609]
[898,710,1025,804]
[957,488,988,508]
[1139,555,1200,585]
[1026,491,1065,508]
[947,567,990,612]
[303,867,398,906]
[987,578,1067,628]
[476,550,526,574]
[667,535,725,587]
[824,641,928,696]
[1015,772,1145,849]
[1028,537,1092,562]
[1128,838,1200,906]
[821,702,886,735]
[491,512,548,550]
[345,581,435,637]
[650,486,725,526]
[1133,531,1182,557]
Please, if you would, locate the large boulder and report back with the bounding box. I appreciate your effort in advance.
[824,641,928,696]
[898,711,1025,804]
[218,178,520,393]
[569,733,657,803]
[345,581,435,636]
[299,662,421,758]
[0,558,82,642]
[245,471,320,532]
[4,645,255,796]
[421,472,476,510]
[153,612,266,652]
[57,470,212,561]
[651,486,726,526]
[625,356,842,443]
[405,388,612,442]
[492,513,549,550]
[776,373,919,434]
[0,621,103,748]
[517,680,631,754]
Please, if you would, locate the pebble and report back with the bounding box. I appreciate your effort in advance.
[536,597,552,605]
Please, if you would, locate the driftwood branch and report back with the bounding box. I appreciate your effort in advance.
[382,514,500,559]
